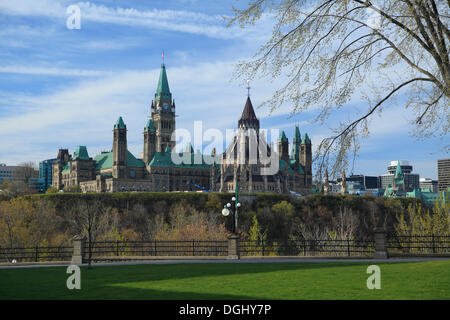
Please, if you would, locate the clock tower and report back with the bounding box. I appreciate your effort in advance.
[151,62,176,153]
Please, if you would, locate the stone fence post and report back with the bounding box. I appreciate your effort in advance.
[374,228,388,259]
[227,234,240,260]
[71,235,86,264]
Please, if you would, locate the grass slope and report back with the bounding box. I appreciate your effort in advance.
[0,261,449,300]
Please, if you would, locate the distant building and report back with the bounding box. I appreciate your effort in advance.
[39,158,57,192]
[52,62,312,194]
[383,161,407,197]
[419,178,438,193]
[0,164,17,182]
[437,158,450,192]
[379,160,419,192]
[407,187,449,207]
[337,174,379,189]
[29,177,45,194]
[0,163,40,192]
[0,164,38,183]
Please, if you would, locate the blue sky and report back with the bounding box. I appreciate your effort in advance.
[0,0,447,179]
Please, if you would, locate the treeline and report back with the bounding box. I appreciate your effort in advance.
[0,192,448,249]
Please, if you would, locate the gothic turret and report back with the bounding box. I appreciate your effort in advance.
[155,63,172,102]
[291,126,301,163]
[300,133,312,175]
[152,62,175,153]
[113,116,127,179]
[238,97,260,131]
[393,160,405,191]
[278,130,289,163]
[143,118,156,166]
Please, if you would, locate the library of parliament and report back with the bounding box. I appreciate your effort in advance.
[52,62,313,194]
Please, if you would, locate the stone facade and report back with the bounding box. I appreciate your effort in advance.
[53,62,313,194]
[215,97,312,194]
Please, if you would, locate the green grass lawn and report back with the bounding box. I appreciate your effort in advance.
[0,261,449,299]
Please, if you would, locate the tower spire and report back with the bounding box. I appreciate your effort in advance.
[246,80,251,97]
[155,61,171,101]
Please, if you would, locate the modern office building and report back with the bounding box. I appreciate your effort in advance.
[0,164,17,182]
[379,160,419,192]
[0,163,40,192]
[337,174,379,189]
[39,158,57,192]
[437,158,450,192]
[419,178,438,193]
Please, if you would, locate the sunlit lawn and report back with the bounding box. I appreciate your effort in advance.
[0,260,449,300]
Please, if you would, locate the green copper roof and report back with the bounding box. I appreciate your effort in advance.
[302,133,311,144]
[93,152,113,170]
[406,188,443,206]
[289,158,305,174]
[155,64,172,100]
[73,146,90,160]
[394,161,403,180]
[114,116,126,129]
[61,162,70,173]
[407,188,422,198]
[293,126,301,143]
[279,159,293,173]
[278,131,288,142]
[145,119,156,132]
[126,150,145,167]
[394,161,404,182]
[384,186,394,197]
[93,150,144,170]
[279,158,305,174]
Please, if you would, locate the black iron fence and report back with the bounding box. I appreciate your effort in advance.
[1,235,449,263]
[0,245,72,263]
[387,235,450,255]
[240,239,375,257]
[88,240,228,259]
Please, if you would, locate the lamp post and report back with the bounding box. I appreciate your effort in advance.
[222,196,241,234]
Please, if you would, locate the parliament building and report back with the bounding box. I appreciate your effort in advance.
[52,62,312,194]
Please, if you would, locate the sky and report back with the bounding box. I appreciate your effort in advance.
[0,0,448,179]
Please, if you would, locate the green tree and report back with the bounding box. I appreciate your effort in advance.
[272,200,295,216]
[430,192,450,235]
[45,187,59,194]
[249,215,267,241]
[229,0,449,177]
[249,215,267,255]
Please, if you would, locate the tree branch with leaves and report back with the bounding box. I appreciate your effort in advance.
[228,0,449,180]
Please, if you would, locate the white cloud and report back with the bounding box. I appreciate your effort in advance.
[0,0,66,17]
[0,0,272,40]
[0,65,112,77]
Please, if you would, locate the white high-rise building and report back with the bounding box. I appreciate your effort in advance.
[380,160,420,191]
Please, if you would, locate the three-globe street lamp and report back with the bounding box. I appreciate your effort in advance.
[221,196,241,234]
